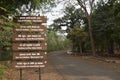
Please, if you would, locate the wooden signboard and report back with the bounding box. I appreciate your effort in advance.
[12,16,47,69]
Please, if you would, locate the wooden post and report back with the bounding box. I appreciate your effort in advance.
[20,69,22,80]
[39,68,41,80]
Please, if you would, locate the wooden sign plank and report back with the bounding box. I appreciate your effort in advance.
[13,25,47,32]
[14,16,47,23]
[13,61,47,69]
[12,34,47,41]
[12,43,47,51]
[13,52,47,60]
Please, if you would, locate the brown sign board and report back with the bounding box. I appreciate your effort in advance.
[13,52,47,60]
[13,16,47,68]
[13,25,47,32]
[12,43,47,51]
[12,34,47,41]
[13,61,47,69]
[14,16,47,23]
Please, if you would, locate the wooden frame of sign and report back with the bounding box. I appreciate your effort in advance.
[12,16,47,69]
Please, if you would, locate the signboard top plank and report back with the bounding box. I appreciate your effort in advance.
[14,16,47,23]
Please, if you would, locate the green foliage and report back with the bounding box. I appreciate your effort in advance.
[51,5,83,32]
[47,29,71,51]
[68,26,87,41]
[0,64,5,76]
[0,64,7,80]
[0,16,14,60]
[0,18,13,47]
[47,30,58,51]
[91,0,120,54]
[0,0,55,16]
[0,30,11,47]
[67,26,87,52]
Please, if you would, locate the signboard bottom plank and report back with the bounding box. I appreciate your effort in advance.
[13,61,46,69]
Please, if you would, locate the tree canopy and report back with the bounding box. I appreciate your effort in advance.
[51,0,120,56]
[0,0,55,16]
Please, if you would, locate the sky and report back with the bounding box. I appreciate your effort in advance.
[44,0,99,26]
[44,1,65,26]
[43,0,77,26]
[41,0,79,32]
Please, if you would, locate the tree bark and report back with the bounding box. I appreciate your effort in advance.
[87,16,96,56]
[79,40,83,55]
[108,41,114,54]
[76,0,96,56]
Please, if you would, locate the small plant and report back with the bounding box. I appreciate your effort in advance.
[0,64,7,80]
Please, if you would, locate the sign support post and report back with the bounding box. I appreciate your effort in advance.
[20,68,22,80]
[39,68,41,80]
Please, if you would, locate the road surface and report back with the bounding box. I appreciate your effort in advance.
[47,51,120,80]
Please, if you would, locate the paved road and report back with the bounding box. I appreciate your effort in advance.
[48,51,120,80]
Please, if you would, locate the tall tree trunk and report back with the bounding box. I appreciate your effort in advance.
[72,41,75,52]
[87,16,96,56]
[108,41,114,54]
[79,40,83,55]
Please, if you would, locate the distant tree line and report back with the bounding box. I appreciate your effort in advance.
[47,28,72,52]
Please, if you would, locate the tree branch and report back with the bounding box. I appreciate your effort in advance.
[92,0,95,4]
[76,0,89,16]
[90,0,95,15]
